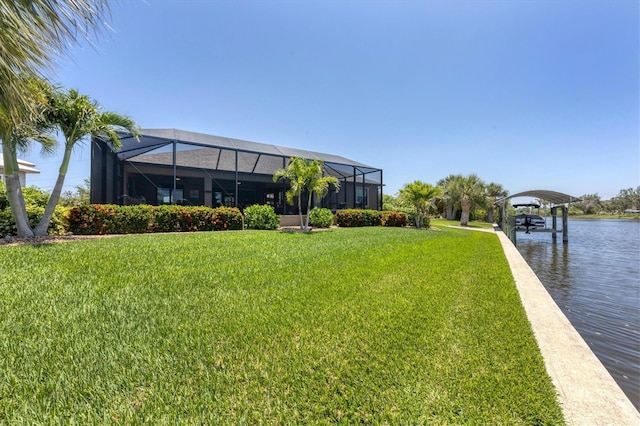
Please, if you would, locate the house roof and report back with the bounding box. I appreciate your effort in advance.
[114,128,381,180]
[0,157,40,174]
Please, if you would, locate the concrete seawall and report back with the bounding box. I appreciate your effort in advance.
[493,228,640,425]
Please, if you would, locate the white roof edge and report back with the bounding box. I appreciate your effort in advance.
[0,157,40,174]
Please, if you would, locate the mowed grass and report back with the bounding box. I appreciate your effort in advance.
[0,227,563,424]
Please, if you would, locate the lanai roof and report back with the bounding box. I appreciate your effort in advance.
[117,128,378,171]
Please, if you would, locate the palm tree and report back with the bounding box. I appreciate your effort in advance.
[33,88,140,235]
[1,0,112,236]
[273,157,340,231]
[0,0,110,124]
[399,180,441,228]
[455,174,486,226]
[1,77,58,236]
[485,182,508,224]
[437,174,461,220]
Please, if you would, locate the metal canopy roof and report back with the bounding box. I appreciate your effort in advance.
[499,190,581,205]
[116,128,379,173]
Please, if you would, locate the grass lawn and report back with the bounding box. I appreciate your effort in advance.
[0,227,563,424]
[430,218,495,229]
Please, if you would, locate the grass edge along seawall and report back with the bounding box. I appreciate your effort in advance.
[0,227,564,424]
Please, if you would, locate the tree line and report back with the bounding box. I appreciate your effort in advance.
[384,174,508,228]
[568,187,640,215]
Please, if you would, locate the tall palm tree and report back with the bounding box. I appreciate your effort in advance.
[33,88,140,235]
[399,180,441,228]
[0,0,111,124]
[273,157,340,231]
[455,174,486,226]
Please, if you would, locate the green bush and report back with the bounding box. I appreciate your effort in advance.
[422,216,431,229]
[67,204,243,235]
[382,211,408,227]
[244,204,279,230]
[335,209,382,227]
[0,205,67,236]
[22,186,50,208]
[0,181,8,211]
[308,207,334,228]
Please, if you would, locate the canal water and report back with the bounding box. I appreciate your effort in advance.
[515,219,640,410]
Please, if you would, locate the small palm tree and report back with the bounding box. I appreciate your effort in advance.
[1,77,58,237]
[399,180,441,228]
[455,174,486,226]
[33,88,140,235]
[273,157,340,231]
[485,182,508,224]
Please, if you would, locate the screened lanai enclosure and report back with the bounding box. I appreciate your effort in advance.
[90,129,383,214]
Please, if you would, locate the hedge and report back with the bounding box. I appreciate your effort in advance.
[67,204,243,235]
[381,211,408,227]
[335,209,382,227]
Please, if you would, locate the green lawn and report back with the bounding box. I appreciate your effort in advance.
[0,227,563,424]
[430,218,495,229]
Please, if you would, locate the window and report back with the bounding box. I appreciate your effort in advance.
[157,188,183,205]
[356,187,368,208]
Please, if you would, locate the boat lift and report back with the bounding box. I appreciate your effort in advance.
[496,190,581,245]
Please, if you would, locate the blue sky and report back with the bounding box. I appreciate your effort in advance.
[20,0,639,200]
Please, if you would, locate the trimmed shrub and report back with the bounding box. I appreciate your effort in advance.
[382,211,408,227]
[308,207,334,228]
[335,209,382,227]
[244,204,279,230]
[67,204,243,235]
[212,206,243,231]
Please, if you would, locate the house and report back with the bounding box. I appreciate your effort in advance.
[90,128,383,214]
[0,157,40,186]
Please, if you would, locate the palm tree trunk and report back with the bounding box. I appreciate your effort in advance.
[305,190,314,231]
[446,202,455,220]
[2,147,34,237]
[460,199,471,226]
[297,193,304,230]
[34,146,72,235]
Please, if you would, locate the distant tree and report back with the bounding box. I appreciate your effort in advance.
[60,178,91,207]
[616,187,640,211]
[399,180,441,228]
[574,194,603,215]
[454,174,486,226]
[273,157,340,231]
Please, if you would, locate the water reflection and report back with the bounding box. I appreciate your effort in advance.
[516,219,640,410]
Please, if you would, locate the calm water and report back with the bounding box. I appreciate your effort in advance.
[516,219,640,410]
